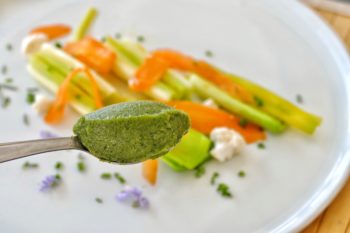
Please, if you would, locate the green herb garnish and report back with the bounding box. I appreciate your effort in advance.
[254,96,264,107]
[239,118,248,128]
[0,83,18,91]
[137,35,145,43]
[6,43,13,51]
[26,92,36,104]
[296,94,303,104]
[95,197,103,203]
[205,50,213,57]
[55,161,63,170]
[2,97,11,108]
[115,33,122,39]
[77,161,86,172]
[257,142,265,149]
[5,78,13,84]
[23,114,30,126]
[54,42,62,48]
[195,166,205,178]
[210,172,219,185]
[22,161,39,169]
[27,87,39,93]
[1,65,7,75]
[101,172,112,180]
[114,172,126,184]
[238,170,246,178]
[217,183,232,198]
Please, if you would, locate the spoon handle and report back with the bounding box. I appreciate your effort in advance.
[0,136,84,163]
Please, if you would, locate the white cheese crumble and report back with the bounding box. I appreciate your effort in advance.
[210,127,245,162]
[202,98,218,109]
[32,94,53,115]
[21,33,48,56]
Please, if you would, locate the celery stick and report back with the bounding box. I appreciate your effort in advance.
[27,65,94,115]
[105,37,177,100]
[189,74,286,133]
[29,55,97,110]
[162,129,211,170]
[226,73,322,134]
[73,7,97,41]
[161,156,186,172]
[109,39,147,66]
[41,44,116,95]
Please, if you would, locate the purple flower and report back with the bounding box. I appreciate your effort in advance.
[116,186,149,209]
[40,130,59,139]
[39,174,61,192]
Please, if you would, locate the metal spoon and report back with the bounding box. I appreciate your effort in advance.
[0,136,85,163]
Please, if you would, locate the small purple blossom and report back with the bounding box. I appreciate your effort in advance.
[39,130,59,139]
[116,186,149,209]
[39,174,61,192]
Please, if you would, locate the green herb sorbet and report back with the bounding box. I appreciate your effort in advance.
[73,101,190,164]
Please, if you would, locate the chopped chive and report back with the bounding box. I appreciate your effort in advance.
[115,33,122,39]
[95,197,103,203]
[254,96,264,107]
[205,50,213,58]
[26,92,36,104]
[77,161,86,172]
[238,170,246,178]
[27,87,39,93]
[137,35,145,43]
[6,43,13,51]
[75,94,81,100]
[23,114,30,126]
[210,172,219,185]
[1,65,7,75]
[217,183,233,198]
[101,36,106,42]
[194,166,205,178]
[22,161,39,169]
[55,161,63,170]
[239,118,248,128]
[257,142,265,149]
[101,173,112,180]
[0,83,18,91]
[296,94,303,104]
[2,97,11,108]
[54,42,62,48]
[114,172,126,184]
[5,78,13,83]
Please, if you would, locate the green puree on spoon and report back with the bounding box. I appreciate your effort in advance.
[73,101,190,164]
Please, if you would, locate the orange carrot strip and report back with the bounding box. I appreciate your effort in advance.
[129,55,168,91]
[151,49,254,103]
[44,67,103,124]
[64,37,116,74]
[142,159,158,185]
[30,24,71,40]
[167,101,265,143]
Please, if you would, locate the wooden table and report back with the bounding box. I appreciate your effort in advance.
[302,6,350,233]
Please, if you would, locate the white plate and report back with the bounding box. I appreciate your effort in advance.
[0,0,350,232]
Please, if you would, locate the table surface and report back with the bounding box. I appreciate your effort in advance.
[302,6,350,233]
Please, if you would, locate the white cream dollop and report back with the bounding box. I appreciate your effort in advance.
[210,127,245,162]
[32,94,53,115]
[21,33,48,56]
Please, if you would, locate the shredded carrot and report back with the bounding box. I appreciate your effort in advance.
[44,67,103,124]
[30,24,71,40]
[131,49,253,103]
[129,55,168,91]
[142,159,158,185]
[167,101,266,143]
[64,37,116,74]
